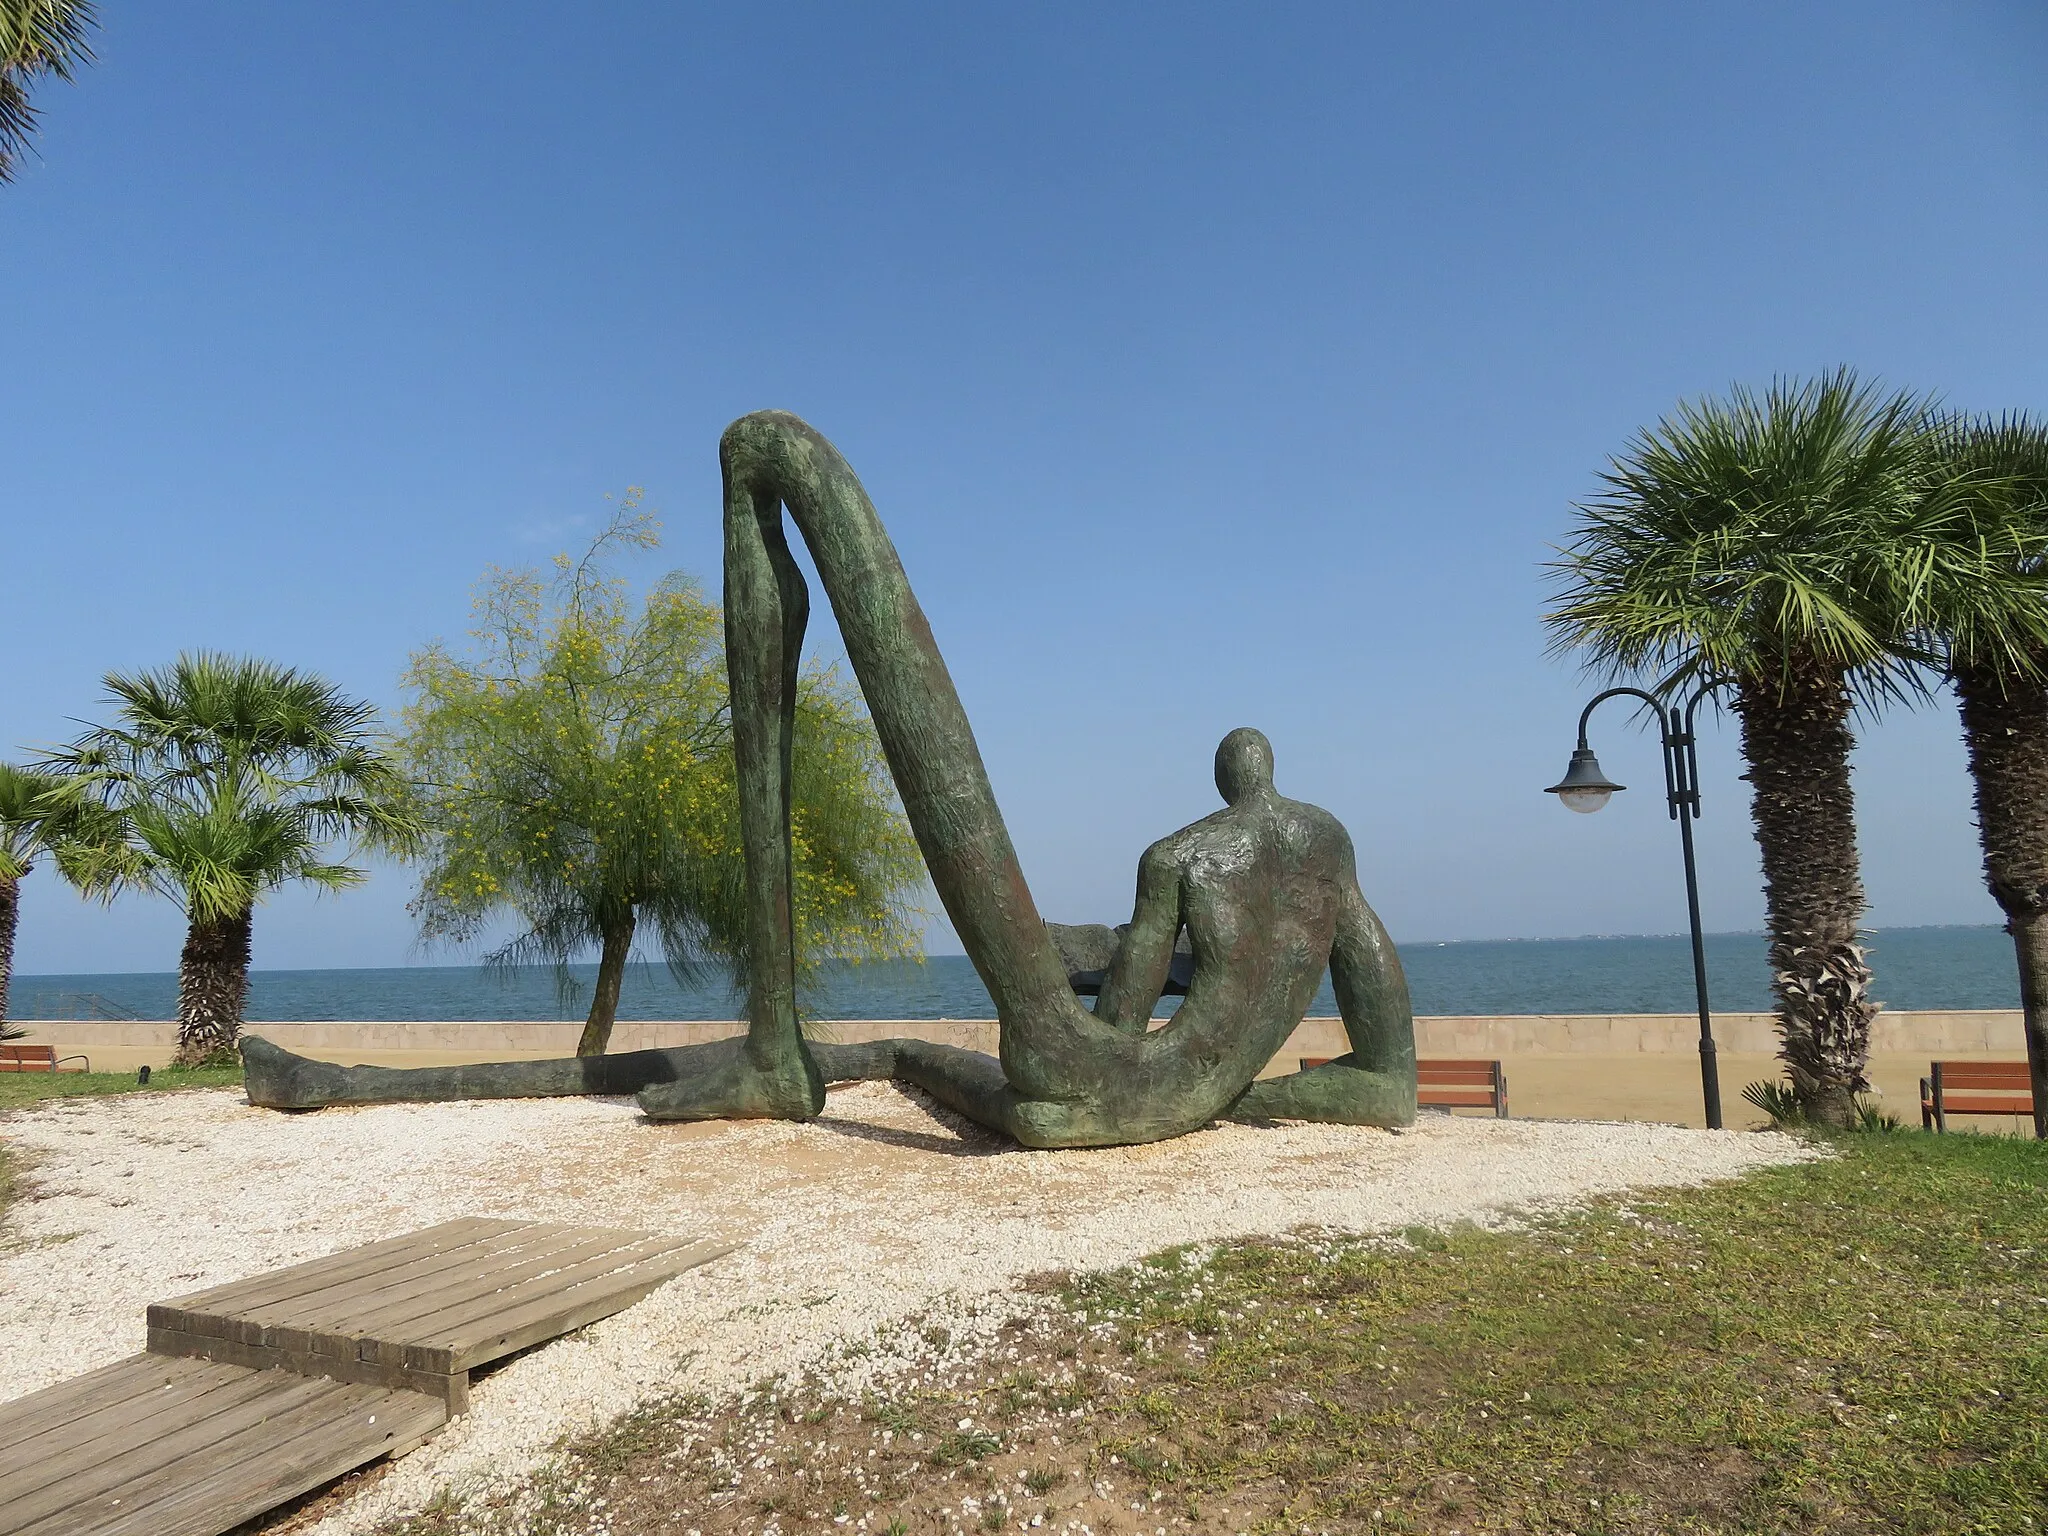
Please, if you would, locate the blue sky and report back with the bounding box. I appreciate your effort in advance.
[5,2,2046,974]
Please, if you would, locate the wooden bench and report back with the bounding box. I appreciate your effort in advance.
[0,1042,90,1073]
[1299,1056,1509,1117]
[1920,1061,2035,1132]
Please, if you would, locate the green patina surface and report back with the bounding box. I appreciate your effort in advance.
[244,412,1416,1147]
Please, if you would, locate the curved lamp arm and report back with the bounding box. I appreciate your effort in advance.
[1572,685,1666,751]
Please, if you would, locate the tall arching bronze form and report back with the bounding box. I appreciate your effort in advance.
[243,412,1417,1147]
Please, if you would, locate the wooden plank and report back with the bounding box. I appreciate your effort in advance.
[321,1228,659,1356]
[0,1372,342,1536]
[0,1356,203,1447]
[148,1218,510,1317]
[189,1224,597,1362]
[147,1218,525,1338]
[0,1362,267,1498]
[381,1233,710,1367]
[263,1224,626,1356]
[426,1238,735,1374]
[245,1220,595,1330]
[145,1325,466,1412]
[151,1217,533,1326]
[1939,1096,2036,1115]
[196,1220,593,1351]
[2,1219,722,1536]
[88,1383,443,1536]
[1935,1063,2031,1089]
[1300,1057,1500,1078]
[1417,1089,1501,1108]
[13,1380,444,1536]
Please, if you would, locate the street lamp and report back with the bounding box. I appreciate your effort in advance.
[1545,683,1728,1130]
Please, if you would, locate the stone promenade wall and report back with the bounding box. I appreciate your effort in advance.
[12,1010,2028,1059]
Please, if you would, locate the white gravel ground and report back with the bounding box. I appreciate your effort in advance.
[0,1085,1814,1533]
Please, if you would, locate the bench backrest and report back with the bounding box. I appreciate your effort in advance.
[1416,1059,1499,1085]
[1298,1055,1506,1114]
[1931,1061,2031,1092]
[0,1043,59,1070]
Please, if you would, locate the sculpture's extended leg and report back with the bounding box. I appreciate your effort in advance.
[243,1034,899,1113]
[1224,881,1418,1127]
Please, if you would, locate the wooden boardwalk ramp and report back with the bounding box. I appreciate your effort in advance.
[0,1219,729,1536]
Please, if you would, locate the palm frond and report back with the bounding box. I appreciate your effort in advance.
[35,653,407,922]
[1918,412,2048,682]
[0,0,97,181]
[1545,369,1990,706]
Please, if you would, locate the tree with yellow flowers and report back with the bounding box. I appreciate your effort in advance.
[399,498,925,1055]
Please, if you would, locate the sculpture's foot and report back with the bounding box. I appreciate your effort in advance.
[636,1034,827,1122]
[1223,1054,1417,1128]
[241,1035,353,1110]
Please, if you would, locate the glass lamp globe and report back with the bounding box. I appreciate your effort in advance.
[1545,749,1624,814]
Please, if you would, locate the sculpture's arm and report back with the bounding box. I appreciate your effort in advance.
[1093,845,1181,1034]
[1221,854,1416,1127]
[1329,877,1417,1080]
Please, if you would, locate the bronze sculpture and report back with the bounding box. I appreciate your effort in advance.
[243,412,1416,1146]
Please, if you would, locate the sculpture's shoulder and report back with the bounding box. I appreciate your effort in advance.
[1269,793,1358,869]
[1141,805,1236,869]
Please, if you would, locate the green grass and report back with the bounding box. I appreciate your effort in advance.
[0,1062,243,1112]
[1067,1130,2048,1533]
[381,1130,2048,1536]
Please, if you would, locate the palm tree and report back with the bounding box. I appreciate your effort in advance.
[1,1,98,182]
[1547,370,2004,1126]
[1924,414,2048,1137]
[0,763,69,1026]
[46,654,421,1065]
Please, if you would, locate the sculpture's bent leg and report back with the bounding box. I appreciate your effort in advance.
[244,1033,902,1115]
[882,1040,1104,1146]
[1226,882,1419,1129]
[1222,1056,1416,1127]
[885,1041,1211,1150]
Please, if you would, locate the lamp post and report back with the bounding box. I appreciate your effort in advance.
[1545,683,1727,1130]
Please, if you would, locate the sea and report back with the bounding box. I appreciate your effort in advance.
[8,925,2023,1022]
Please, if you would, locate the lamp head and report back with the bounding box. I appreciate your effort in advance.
[1545,748,1624,814]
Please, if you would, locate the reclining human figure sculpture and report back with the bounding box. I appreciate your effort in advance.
[242,411,1417,1146]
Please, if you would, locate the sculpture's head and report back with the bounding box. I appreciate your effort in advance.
[1214,727,1275,805]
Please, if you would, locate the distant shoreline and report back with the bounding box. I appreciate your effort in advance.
[10,926,2022,1020]
[13,922,2007,981]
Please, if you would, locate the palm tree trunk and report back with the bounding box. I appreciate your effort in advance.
[0,872,19,1025]
[1735,664,1875,1128]
[576,909,636,1057]
[177,908,253,1067]
[1954,657,2048,1138]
